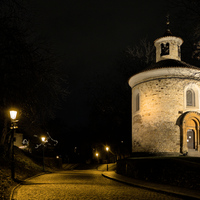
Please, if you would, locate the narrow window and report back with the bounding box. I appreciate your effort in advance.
[161,43,169,56]
[178,45,181,58]
[136,93,140,111]
[186,89,195,107]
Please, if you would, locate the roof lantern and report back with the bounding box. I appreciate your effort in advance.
[154,15,183,62]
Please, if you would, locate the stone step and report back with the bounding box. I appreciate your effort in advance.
[188,149,200,157]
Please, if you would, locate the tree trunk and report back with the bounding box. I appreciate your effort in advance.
[0,117,8,146]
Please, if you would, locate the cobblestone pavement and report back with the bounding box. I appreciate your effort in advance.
[15,170,183,200]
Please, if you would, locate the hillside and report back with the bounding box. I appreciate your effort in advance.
[0,147,54,200]
[2,147,200,199]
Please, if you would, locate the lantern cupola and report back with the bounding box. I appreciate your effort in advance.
[154,17,183,62]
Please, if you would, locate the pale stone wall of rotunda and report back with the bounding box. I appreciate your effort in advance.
[132,77,200,153]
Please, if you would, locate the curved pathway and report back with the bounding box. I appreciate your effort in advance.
[14,170,183,200]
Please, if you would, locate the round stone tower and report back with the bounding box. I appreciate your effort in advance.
[128,25,200,156]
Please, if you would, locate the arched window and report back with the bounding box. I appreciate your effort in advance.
[186,89,195,107]
[161,43,169,56]
[136,93,140,111]
[178,45,181,58]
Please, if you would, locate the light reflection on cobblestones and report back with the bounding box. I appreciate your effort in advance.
[16,170,183,200]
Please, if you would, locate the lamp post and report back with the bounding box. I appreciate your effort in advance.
[96,152,99,170]
[106,146,109,171]
[96,152,99,163]
[41,136,46,172]
[10,110,18,180]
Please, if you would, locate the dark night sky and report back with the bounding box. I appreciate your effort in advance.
[28,0,169,128]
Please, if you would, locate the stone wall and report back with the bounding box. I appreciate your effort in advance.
[131,77,200,153]
[117,157,200,190]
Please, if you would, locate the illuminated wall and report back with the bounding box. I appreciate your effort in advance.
[129,67,200,154]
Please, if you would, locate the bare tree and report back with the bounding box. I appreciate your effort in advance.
[126,38,155,65]
[87,38,154,155]
[168,0,200,64]
[0,1,68,155]
[117,38,155,80]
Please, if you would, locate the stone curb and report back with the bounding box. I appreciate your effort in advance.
[102,172,200,200]
[10,172,51,200]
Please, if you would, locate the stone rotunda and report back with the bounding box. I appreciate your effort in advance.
[128,27,200,156]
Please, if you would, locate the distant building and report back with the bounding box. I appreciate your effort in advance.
[14,133,23,147]
[128,25,200,156]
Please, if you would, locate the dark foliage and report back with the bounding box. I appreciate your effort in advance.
[0,0,68,152]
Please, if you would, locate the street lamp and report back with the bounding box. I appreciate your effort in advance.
[10,110,18,180]
[96,152,99,163]
[105,146,109,171]
[41,136,46,142]
[41,136,46,171]
[96,152,99,170]
[10,110,17,120]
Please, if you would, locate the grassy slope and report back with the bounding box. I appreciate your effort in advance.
[0,147,54,200]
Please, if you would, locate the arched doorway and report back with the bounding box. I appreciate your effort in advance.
[181,112,200,154]
[187,129,195,149]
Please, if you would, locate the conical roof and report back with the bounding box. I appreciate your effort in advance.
[163,29,173,37]
[145,59,200,71]
[128,59,200,88]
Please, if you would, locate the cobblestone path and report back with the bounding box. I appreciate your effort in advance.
[15,170,183,200]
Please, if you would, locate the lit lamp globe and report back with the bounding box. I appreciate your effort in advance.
[10,110,17,120]
[41,137,46,143]
[106,147,109,152]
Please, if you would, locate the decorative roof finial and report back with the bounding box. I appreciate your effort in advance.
[166,13,170,31]
[163,13,172,36]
